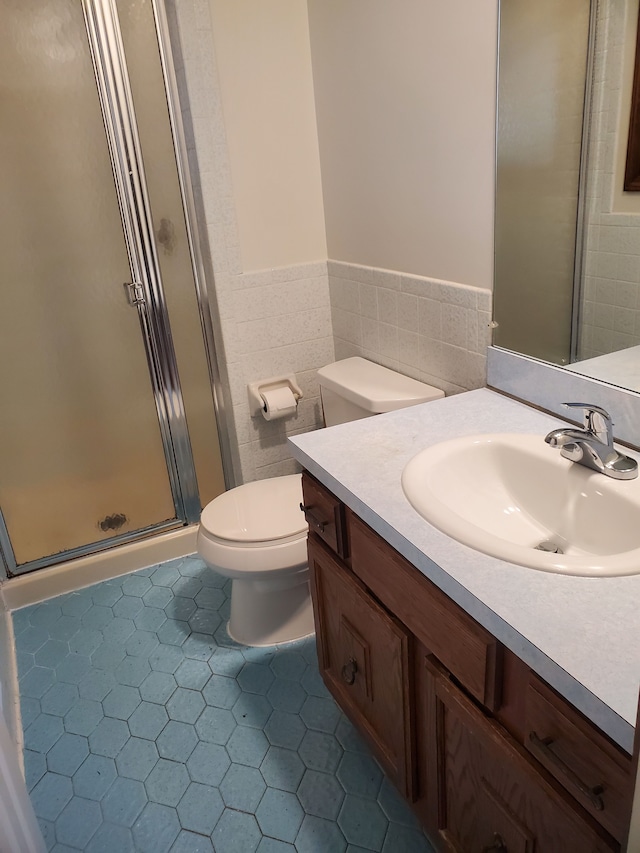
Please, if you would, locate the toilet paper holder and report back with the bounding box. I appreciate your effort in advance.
[248,374,303,418]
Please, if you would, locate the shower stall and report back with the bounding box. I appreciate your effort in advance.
[0,0,229,577]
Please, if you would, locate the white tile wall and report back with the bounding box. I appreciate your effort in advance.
[329,262,492,395]
[580,0,640,359]
[229,261,334,483]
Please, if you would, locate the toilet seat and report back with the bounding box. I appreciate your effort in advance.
[197,473,309,578]
[200,474,306,546]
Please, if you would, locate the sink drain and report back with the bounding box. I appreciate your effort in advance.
[535,540,563,554]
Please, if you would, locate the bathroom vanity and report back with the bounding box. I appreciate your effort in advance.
[289,389,640,851]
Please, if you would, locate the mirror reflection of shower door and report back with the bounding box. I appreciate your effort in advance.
[493,0,591,366]
[0,0,202,572]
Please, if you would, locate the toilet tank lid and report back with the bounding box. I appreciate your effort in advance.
[200,474,307,543]
[317,357,444,413]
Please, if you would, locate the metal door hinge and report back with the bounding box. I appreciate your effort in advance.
[124,281,145,306]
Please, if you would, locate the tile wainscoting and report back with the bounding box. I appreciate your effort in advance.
[328,261,492,396]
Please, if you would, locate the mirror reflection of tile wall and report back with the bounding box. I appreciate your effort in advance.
[581,0,640,360]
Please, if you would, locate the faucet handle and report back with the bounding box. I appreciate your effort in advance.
[563,402,612,418]
[563,402,614,447]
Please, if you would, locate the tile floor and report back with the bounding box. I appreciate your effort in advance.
[13,555,435,852]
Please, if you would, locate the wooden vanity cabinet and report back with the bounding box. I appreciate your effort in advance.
[301,472,632,852]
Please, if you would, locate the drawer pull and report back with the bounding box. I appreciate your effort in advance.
[481,833,507,853]
[300,503,326,533]
[528,731,605,811]
[341,658,358,685]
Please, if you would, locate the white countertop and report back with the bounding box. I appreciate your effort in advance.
[288,388,640,754]
[569,345,640,393]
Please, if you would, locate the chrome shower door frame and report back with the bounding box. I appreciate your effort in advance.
[151,0,237,494]
[0,0,211,578]
[83,0,201,524]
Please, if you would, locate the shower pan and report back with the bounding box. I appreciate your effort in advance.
[0,0,229,576]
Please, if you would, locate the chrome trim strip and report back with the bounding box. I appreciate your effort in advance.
[6,520,182,579]
[82,0,202,522]
[491,1,501,341]
[152,0,238,490]
[571,0,599,363]
[0,507,16,577]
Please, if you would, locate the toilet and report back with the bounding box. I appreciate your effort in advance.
[196,357,444,646]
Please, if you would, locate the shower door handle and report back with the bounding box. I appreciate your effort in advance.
[124,281,146,306]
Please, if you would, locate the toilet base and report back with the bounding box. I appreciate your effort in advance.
[227,576,315,646]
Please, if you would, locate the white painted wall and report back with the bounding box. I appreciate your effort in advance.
[0,601,44,853]
[206,0,327,272]
[0,604,19,747]
[0,713,45,853]
[307,0,498,290]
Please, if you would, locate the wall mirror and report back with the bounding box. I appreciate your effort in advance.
[493,0,640,393]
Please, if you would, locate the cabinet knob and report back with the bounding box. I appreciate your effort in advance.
[341,658,358,685]
[481,833,508,853]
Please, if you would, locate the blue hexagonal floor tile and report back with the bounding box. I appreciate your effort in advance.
[14,558,437,852]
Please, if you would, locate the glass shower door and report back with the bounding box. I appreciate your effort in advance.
[0,0,181,570]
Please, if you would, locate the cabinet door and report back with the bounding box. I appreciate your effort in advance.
[308,535,414,798]
[423,657,618,853]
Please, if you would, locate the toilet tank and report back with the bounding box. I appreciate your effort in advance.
[317,357,444,426]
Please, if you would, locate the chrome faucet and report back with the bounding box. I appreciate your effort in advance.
[544,403,637,480]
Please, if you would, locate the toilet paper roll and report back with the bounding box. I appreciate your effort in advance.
[260,386,298,421]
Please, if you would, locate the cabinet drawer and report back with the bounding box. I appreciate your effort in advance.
[308,535,414,797]
[301,472,348,558]
[524,676,632,842]
[349,511,502,710]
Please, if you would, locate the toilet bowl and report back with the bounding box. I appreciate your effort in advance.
[198,357,445,646]
[196,474,312,646]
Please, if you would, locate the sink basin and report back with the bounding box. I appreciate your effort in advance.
[401,433,640,576]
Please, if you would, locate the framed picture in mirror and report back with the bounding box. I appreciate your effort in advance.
[624,3,640,190]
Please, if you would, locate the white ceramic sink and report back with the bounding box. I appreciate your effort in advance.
[401,433,640,576]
